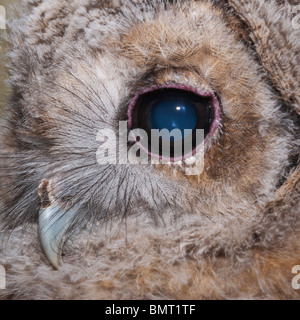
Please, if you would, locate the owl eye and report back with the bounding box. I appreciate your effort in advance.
[128,85,220,160]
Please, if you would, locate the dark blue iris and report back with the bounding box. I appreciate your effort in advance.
[132,88,213,159]
[148,99,197,141]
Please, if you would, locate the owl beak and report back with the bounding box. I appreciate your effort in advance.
[38,180,77,269]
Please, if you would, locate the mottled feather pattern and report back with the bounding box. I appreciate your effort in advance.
[0,0,299,299]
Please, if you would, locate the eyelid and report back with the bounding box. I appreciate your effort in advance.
[128,83,221,129]
[127,83,221,162]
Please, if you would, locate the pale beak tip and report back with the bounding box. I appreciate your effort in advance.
[38,180,76,269]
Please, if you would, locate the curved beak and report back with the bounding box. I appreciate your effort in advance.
[38,180,77,269]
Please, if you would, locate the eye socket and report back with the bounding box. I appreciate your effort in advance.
[128,85,220,161]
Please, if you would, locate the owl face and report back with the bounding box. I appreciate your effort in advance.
[12,2,290,207]
[1,0,295,249]
[0,0,299,298]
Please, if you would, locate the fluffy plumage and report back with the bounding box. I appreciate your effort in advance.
[0,0,299,299]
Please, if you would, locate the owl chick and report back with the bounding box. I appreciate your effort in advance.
[0,0,300,300]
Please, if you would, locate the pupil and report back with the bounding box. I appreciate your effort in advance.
[148,99,197,142]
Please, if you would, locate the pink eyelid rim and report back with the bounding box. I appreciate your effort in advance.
[127,83,221,162]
